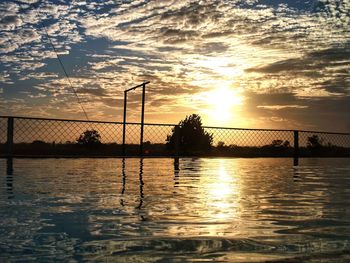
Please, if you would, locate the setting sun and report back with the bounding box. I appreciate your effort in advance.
[203,86,244,124]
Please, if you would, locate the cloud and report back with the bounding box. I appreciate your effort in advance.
[0,0,349,130]
[247,46,350,74]
[17,0,39,3]
[19,72,58,81]
[245,45,350,97]
[0,72,13,84]
[0,15,23,31]
[77,87,107,97]
[257,105,308,110]
[241,90,350,131]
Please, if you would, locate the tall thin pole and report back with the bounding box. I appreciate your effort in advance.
[122,91,127,156]
[139,83,146,155]
[122,81,149,156]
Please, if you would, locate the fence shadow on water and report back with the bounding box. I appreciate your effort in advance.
[1,116,350,162]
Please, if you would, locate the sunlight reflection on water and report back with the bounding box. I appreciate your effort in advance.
[1,158,350,262]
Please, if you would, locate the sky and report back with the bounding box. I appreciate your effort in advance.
[0,0,349,131]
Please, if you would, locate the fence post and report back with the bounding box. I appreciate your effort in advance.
[293,130,299,166]
[122,91,127,156]
[6,117,14,157]
[174,125,180,156]
[139,83,146,156]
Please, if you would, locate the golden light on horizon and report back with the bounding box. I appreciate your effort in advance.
[202,86,244,125]
[185,55,246,126]
[187,56,246,89]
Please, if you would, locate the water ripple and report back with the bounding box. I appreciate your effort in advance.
[1,157,350,262]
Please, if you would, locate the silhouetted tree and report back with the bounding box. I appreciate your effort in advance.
[77,130,101,147]
[307,135,323,149]
[217,141,225,148]
[166,114,213,152]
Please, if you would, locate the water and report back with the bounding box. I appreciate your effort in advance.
[1,158,350,262]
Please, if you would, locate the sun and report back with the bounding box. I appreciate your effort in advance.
[203,86,243,124]
[186,56,246,125]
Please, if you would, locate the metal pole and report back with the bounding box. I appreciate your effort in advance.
[7,117,14,158]
[139,83,146,156]
[293,130,299,166]
[122,91,127,156]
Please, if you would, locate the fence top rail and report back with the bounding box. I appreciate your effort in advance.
[1,115,350,136]
[296,130,350,136]
[0,115,120,124]
[0,115,176,127]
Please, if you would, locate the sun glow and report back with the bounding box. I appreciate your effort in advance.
[204,160,241,228]
[185,55,246,125]
[189,56,244,78]
[203,86,244,125]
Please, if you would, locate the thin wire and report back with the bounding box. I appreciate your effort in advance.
[33,5,90,121]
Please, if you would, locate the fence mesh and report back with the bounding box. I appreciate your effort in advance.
[0,116,350,157]
[299,131,350,148]
[144,124,174,144]
[0,118,6,144]
[204,127,294,147]
[299,131,350,157]
[13,118,122,144]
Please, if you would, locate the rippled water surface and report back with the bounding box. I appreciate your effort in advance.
[1,158,350,262]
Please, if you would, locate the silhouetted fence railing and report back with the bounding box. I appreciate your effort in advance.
[1,116,350,163]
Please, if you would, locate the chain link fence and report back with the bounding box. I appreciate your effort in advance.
[1,116,350,159]
[0,118,7,155]
[12,117,122,144]
[204,127,294,147]
[0,117,6,144]
[299,131,350,157]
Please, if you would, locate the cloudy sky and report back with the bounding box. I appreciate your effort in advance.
[0,0,349,131]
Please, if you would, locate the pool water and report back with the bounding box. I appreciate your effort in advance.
[1,158,350,262]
